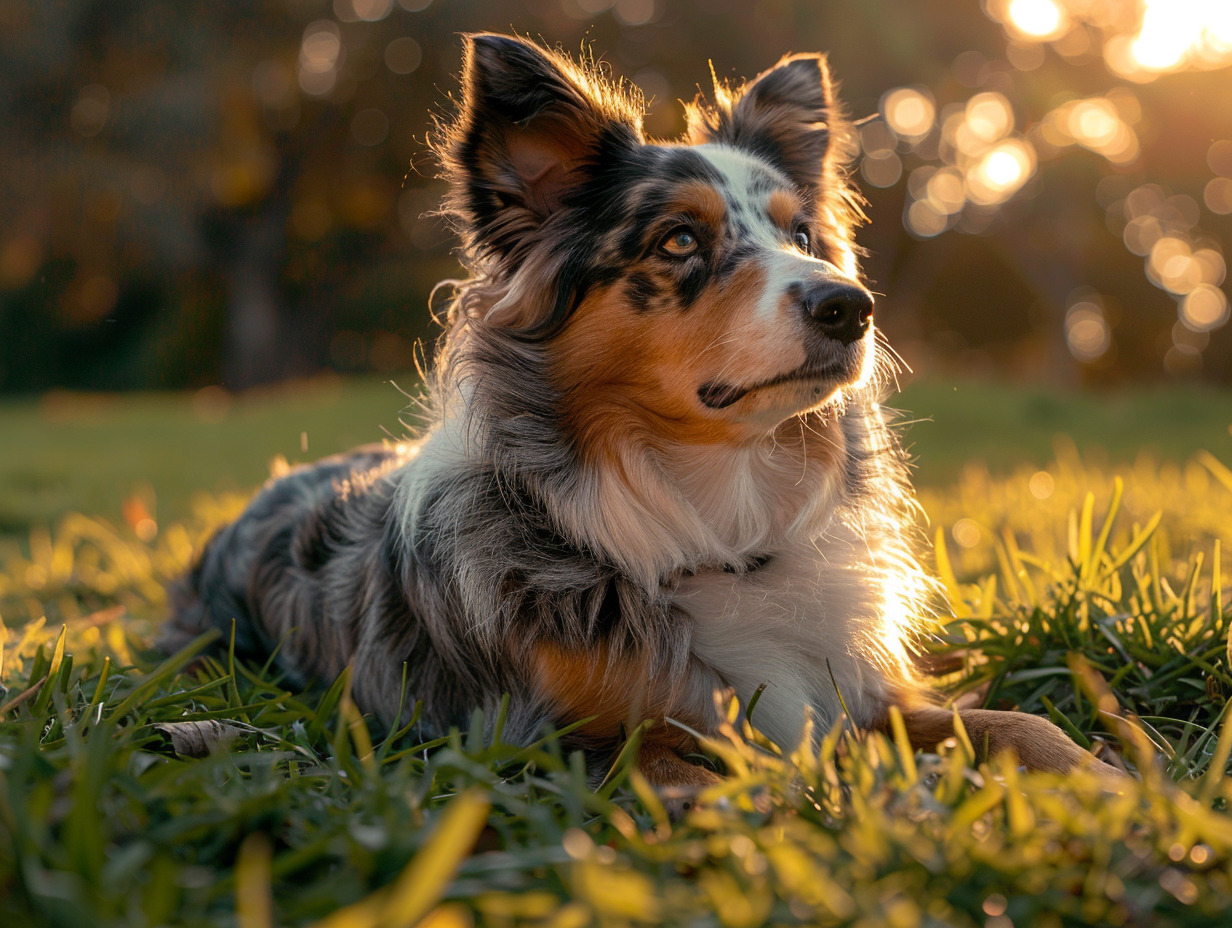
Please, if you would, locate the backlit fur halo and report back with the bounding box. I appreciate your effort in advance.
[413,38,894,596]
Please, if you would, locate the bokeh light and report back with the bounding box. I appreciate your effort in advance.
[988,0,1232,81]
[926,168,966,215]
[1037,93,1140,165]
[1127,0,1232,73]
[1206,178,1232,215]
[906,198,949,238]
[862,151,903,188]
[70,85,111,138]
[334,0,395,21]
[1065,300,1112,362]
[612,0,659,27]
[951,518,982,548]
[890,85,1038,236]
[1003,0,1068,40]
[961,92,1014,149]
[1131,1,1194,71]
[9,1,1232,394]
[1028,470,1056,499]
[384,37,422,75]
[1164,342,1203,375]
[1181,284,1231,332]
[299,21,343,96]
[881,87,936,141]
[966,139,1035,205]
[1210,140,1232,176]
[859,120,904,188]
[1110,178,1228,326]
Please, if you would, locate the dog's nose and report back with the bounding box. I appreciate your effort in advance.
[798,280,874,344]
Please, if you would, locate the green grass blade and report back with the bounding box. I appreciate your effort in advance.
[308,665,352,745]
[933,527,968,618]
[1086,476,1123,584]
[108,629,221,721]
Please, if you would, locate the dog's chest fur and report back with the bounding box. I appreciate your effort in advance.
[675,529,898,749]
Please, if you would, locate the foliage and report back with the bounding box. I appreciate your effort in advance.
[931,473,1232,778]
[2,445,1232,926]
[4,1,1231,390]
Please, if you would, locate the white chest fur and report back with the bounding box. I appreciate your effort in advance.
[674,523,903,751]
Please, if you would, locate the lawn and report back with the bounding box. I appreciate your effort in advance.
[3,377,1232,927]
[2,375,1230,540]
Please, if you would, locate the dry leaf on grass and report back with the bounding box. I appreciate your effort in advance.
[152,720,243,757]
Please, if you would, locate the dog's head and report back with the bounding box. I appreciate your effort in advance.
[436,34,874,451]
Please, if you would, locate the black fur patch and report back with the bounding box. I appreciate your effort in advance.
[625,272,660,309]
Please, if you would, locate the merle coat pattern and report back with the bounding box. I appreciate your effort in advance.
[165,34,1118,786]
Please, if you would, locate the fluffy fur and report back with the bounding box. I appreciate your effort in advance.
[164,34,1117,785]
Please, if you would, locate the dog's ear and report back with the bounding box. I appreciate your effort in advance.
[687,54,838,193]
[440,34,645,262]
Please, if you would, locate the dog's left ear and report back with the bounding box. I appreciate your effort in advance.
[688,54,837,194]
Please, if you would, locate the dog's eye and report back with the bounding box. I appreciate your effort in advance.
[792,226,811,252]
[659,227,699,257]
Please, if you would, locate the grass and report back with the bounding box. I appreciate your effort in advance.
[894,379,1232,486]
[3,379,1232,927]
[0,377,420,539]
[2,374,1230,540]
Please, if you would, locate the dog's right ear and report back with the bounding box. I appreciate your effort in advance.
[438,34,645,263]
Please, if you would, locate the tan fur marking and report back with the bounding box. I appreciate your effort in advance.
[533,641,655,739]
[552,262,786,458]
[671,181,727,230]
[533,642,717,788]
[767,189,802,231]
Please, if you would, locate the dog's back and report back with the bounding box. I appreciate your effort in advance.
[164,432,691,751]
[163,446,465,729]
[165,447,394,674]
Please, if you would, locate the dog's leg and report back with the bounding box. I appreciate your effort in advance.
[636,738,720,787]
[635,723,721,817]
[533,642,722,800]
[897,703,1124,775]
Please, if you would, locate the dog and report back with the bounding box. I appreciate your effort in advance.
[163,33,1117,789]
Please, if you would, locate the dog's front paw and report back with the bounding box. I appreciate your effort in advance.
[637,741,722,818]
[655,778,721,819]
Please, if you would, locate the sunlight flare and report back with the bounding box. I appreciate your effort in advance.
[967,139,1036,205]
[1128,0,1232,72]
[1005,0,1068,40]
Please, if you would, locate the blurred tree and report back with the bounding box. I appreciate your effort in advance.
[0,0,1228,391]
[851,0,1232,382]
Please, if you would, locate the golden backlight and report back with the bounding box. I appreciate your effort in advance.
[1123,0,1232,75]
[993,0,1232,79]
[860,0,1232,368]
[1005,0,1067,40]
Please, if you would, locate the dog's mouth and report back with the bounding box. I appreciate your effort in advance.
[697,362,848,410]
